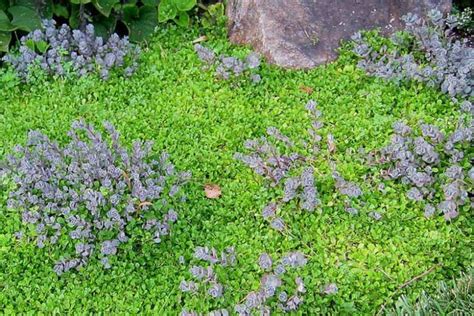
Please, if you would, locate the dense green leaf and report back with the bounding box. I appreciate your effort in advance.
[52,3,69,19]
[69,0,92,4]
[92,0,119,18]
[158,0,177,22]
[68,4,80,29]
[8,6,41,32]
[123,4,139,21]
[125,5,157,42]
[175,11,189,27]
[35,40,49,53]
[25,38,35,51]
[0,30,10,51]
[15,0,53,19]
[175,0,196,12]
[0,0,8,11]
[92,15,117,39]
[141,0,158,6]
[0,10,15,31]
[14,0,39,10]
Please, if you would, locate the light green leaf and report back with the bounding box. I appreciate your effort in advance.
[175,11,189,27]
[36,40,49,53]
[158,0,177,22]
[175,0,196,12]
[69,0,92,4]
[25,38,35,51]
[208,3,224,16]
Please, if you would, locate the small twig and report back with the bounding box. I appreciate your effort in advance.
[399,264,441,290]
[377,268,395,282]
[376,263,442,316]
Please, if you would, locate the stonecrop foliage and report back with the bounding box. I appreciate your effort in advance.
[194,44,262,83]
[235,100,364,232]
[352,10,474,101]
[2,19,140,80]
[179,245,236,315]
[233,251,310,315]
[378,117,473,221]
[179,249,316,315]
[0,121,190,275]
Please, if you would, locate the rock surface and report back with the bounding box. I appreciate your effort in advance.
[227,0,452,68]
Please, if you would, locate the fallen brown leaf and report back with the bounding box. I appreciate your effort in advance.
[138,201,152,208]
[204,184,221,199]
[300,85,314,94]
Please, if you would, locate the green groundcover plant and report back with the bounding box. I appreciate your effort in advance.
[0,21,472,315]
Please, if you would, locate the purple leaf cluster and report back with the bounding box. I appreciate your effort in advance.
[322,283,339,295]
[179,246,236,300]
[194,44,262,83]
[236,100,364,230]
[234,133,303,186]
[2,20,140,81]
[235,251,308,315]
[332,171,363,198]
[352,10,474,101]
[380,119,472,220]
[181,308,229,316]
[1,120,190,274]
[193,246,236,267]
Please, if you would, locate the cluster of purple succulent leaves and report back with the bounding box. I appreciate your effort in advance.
[235,100,369,228]
[2,19,139,80]
[1,120,190,275]
[350,9,473,220]
[380,119,472,220]
[0,9,472,315]
[180,247,338,315]
[352,10,473,101]
[194,44,262,83]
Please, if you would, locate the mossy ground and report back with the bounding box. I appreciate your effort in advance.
[0,25,471,314]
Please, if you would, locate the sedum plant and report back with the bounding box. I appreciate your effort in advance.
[194,44,262,83]
[352,10,474,101]
[234,251,311,314]
[2,19,140,81]
[378,118,473,220]
[179,245,236,316]
[235,100,363,231]
[1,120,191,275]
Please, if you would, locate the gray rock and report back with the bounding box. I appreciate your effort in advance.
[227,0,451,69]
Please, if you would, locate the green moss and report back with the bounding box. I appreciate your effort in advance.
[0,25,471,314]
